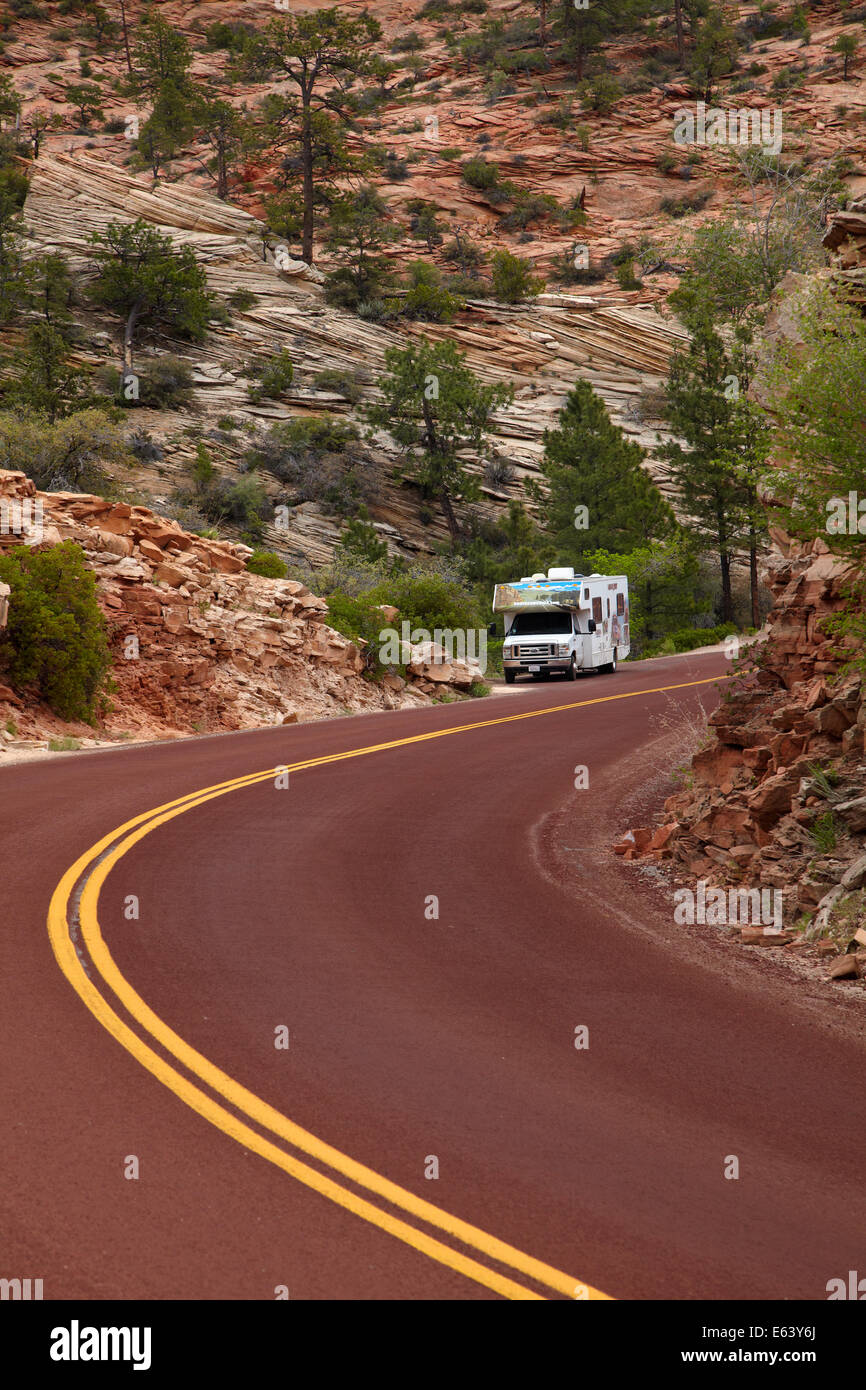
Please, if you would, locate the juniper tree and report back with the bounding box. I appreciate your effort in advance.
[88,220,213,386]
[366,339,513,545]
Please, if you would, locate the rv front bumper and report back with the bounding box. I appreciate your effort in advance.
[503,656,571,671]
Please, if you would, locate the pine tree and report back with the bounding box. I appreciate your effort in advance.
[324,186,397,312]
[659,318,759,623]
[534,380,675,559]
[245,9,387,265]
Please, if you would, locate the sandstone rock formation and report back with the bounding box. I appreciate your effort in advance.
[0,469,484,751]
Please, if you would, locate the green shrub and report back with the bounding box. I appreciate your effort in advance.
[810,810,838,853]
[228,288,259,311]
[659,191,712,218]
[0,542,111,723]
[323,591,392,675]
[460,156,501,191]
[491,248,544,302]
[312,369,362,404]
[578,74,622,115]
[247,349,294,403]
[98,355,195,409]
[616,259,642,290]
[246,549,288,579]
[397,261,464,322]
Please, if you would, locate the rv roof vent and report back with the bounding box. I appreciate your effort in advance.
[547,567,575,581]
[531,572,546,582]
[519,576,533,583]
[589,572,601,578]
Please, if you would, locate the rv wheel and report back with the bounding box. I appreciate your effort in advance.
[568,655,579,681]
[504,669,516,685]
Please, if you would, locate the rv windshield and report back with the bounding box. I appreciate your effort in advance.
[508,612,572,636]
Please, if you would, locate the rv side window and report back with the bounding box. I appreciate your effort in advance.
[606,598,610,617]
[617,592,625,615]
[592,596,602,624]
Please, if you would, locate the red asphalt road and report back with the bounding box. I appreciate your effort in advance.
[3,649,866,1301]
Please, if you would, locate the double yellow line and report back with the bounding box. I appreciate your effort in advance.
[47,674,723,1299]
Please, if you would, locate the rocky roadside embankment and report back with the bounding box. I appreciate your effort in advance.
[614,195,866,989]
[617,529,866,986]
[0,469,484,756]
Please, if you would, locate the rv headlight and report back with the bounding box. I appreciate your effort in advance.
[557,643,570,656]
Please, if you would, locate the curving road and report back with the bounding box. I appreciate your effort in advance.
[3,650,866,1301]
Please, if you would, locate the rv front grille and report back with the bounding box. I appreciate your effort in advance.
[516,644,556,659]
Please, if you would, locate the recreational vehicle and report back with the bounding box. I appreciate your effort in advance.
[493,567,630,684]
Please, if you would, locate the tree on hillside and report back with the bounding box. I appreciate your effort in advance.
[531,380,676,559]
[0,169,30,327]
[243,8,388,264]
[117,0,133,73]
[366,339,514,545]
[833,32,858,82]
[560,0,651,81]
[88,220,213,388]
[191,92,250,201]
[323,185,398,312]
[261,106,363,251]
[65,82,105,129]
[21,108,62,160]
[125,6,198,177]
[659,318,765,623]
[125,7,194,101]
[0,75,21,131]
[79,4,119,50]
[690,1,739,102]
[2,323,90,421]
[765,284,866,561]
[670,152,849,336]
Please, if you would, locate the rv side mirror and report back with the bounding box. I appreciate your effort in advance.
[488,621,497,637]
[587,618,596,633]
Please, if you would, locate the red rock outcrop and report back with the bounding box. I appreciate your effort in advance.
[0,469,484,751]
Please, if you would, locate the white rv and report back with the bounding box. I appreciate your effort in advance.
[494,567,630,684]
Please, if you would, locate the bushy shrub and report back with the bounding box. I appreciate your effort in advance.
[98,355,195,409]
[247,349,294,403]
[246,418,368,515]
[228,288,258,311]
[323,590,392,675]
[0,541,111,722]
[127,428,164,462]
[312,369,362,404]
[0,409,132,492]
[246,549,288,579]
[397,261,464,322]
[460,156,500,191]
[659,191,712,218]
[491,248,544,302]
[578,74,622,115]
